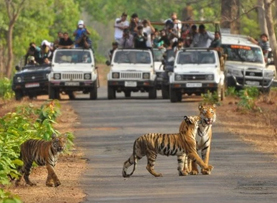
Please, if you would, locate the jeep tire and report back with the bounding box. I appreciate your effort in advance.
[15,90,23,101]
[161,85,169,99]
[108,85,115,100]
[148,87,157,99]
[89,83,97,100]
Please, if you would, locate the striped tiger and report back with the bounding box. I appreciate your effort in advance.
[122,115,213,177]
[15,134,66,187]
[184,104,216,175]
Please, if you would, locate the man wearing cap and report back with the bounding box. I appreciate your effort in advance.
[114,12,129,43]
[73,20,91,47]
[190,24,214,48]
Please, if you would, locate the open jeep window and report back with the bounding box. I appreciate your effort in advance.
[222,45,263,63]
[177,51,215,65]
[54,50,92,63]
[114,51,151,64]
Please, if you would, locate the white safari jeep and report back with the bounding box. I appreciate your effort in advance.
[106,49,156,99]
[169,48,225,102]
[221,33,275,92]
[49,48,98,99]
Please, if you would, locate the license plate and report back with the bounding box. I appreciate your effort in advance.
[125,81,137,87]
[65,82,79,86]
[186,83,202,87]
[245,81,259,86]
[25,83,40,88]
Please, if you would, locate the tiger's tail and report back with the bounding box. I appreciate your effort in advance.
[122,140,139,177]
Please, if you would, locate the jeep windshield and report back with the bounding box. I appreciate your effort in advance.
[222,45,263,64]
[113,51,151,64]
[153,49,165,62]
[176,51,215,65]
[54,50,92,63]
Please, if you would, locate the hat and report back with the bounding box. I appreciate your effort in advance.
[78,20,84,28]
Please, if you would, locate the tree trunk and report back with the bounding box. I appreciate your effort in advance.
[264,0,277,73]
[257,0,267,35]
[6,24,14,78]
[221,0,240,34]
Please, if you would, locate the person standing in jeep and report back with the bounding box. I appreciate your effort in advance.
[114,12,129,43]
[73,20,91,48]
[134,25,148,49]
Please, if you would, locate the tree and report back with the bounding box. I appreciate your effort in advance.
[264,0,277,73]
[221,0,240,34]
[4,0,26,78]
[257,0,267,35]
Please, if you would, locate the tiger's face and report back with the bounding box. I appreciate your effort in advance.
[51,134,67,152]
[198,105,216,126]
[184,115,200,130]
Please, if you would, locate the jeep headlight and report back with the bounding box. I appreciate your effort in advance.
[229,69,242,77]
[112,72,120,79]
[205,74,214,80]
[143,73,150,79]
[16,76,22,83]
[53,73,61,80]
[175,74,182,81]
[84,73,91,80]
[264,70,274,78]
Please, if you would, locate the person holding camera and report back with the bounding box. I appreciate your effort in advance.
[76,33,92,49]
[142,19,155,48]
[133,25,148,49]
[25,42,42,65]
[119,29,134,48]
[114,12,129,43]
[73,20,91,48]
[129,13,140,35]
[41,40,54,61]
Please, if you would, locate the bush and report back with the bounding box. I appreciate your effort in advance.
[238,87,261,111]
[201,91,219,105]
[0,78,14,101]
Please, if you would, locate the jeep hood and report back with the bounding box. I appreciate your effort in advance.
[111,64,154,71]
[174,64,218,74]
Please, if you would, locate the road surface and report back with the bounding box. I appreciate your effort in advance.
[69,87,277,203]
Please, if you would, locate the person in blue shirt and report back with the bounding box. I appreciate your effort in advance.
[73,20,91,48]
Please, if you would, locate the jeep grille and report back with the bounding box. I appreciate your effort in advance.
[182,75,208,80]
[62,73,83,80]
[120,72,142,79]
[24,74,45,81]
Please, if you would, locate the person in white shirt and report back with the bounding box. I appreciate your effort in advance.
[190,24,214,48]
[142,19,155,48]
[114,12,129,43]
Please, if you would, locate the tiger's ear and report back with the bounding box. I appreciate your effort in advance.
[184,116,192,124]
[198,105,204,111]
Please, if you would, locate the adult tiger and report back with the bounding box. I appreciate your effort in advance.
[183,104,216,175]
[122,116,213,177]
[16,134,66,187]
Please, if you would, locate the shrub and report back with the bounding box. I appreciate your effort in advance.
[0,78,14,101]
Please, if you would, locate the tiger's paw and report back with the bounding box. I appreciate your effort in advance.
[190,170,199,175]
[46,180,54,187]
[179,170,189,176]
[26,181,36,186]
[54,180,61,187]
[154,173,163,177]
[201,169,211,175]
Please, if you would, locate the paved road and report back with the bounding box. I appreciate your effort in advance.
[70,87,277,203]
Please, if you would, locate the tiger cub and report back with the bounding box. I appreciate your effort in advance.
[183,104,216,175]
[122,116,213,177]
[16,134,66,187]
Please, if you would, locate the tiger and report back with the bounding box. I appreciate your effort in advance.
[122,115,213,178]
[183,104,216,175]
[15,134,66,187]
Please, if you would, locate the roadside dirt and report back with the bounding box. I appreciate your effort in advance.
[1,64,277,202]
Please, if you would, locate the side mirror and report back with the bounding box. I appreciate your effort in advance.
[15,65,21,71]
[106,60,111,66]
